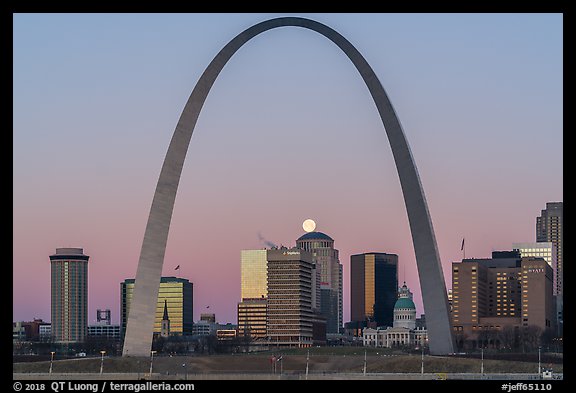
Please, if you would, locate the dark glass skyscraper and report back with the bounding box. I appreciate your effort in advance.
[350,253,398,328]
[49,248,90,343]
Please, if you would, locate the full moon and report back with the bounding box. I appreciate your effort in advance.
[302,219,316,233]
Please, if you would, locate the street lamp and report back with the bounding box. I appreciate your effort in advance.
[538,346,542,377]
[421,337,428,375]
[150,350,157,376]
[481,347,484,376]
[276,355,283,375]
[421,344,424,375]
[49,351,55,375]
[182,363,187,380]
[305,349,309,380]
[100,350,106,374]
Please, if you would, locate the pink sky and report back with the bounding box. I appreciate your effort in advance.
[13,13,562,326]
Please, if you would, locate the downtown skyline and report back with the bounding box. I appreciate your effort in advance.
[13,13,562,325]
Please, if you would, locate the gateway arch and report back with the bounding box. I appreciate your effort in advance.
[123,17,455,356]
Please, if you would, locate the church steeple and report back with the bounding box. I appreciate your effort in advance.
[161,299,170,337]
[163,300,169,320]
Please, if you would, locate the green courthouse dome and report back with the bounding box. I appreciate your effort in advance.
[394,297,416,310]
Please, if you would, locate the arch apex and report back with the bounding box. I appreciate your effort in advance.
[122,17,455,357]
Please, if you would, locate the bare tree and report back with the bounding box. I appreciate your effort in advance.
[497,325,517,351]
[454,331,467,352]
[540,327,555,349]
[239,328,253,353]
[518,325,542,352]
[477,328,497,349]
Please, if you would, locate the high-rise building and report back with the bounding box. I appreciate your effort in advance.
[536,202,563,332]
[451,251,555,348]
[238,249,268,340]
[512,242,556,293]
[49,248,90,343]
[240,249,268,299]
[121,276,193,337]
[296,232,343,334]
[237,299,267,339]
[266,247,314,347]
[350,253,398,328]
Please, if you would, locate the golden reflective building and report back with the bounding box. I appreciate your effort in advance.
[121,277,193,336]
[238,250,268,340]
[241,249,268,299]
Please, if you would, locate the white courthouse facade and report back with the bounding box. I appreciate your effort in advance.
[363,283,428,348]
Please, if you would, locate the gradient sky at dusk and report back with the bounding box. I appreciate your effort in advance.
[13,13,562,325]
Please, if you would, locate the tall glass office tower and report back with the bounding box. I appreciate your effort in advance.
[350,252,398,328]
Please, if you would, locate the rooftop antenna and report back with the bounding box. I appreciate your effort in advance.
[402,260,406,285]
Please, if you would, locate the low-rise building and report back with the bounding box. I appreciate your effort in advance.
[363,283,427,348]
